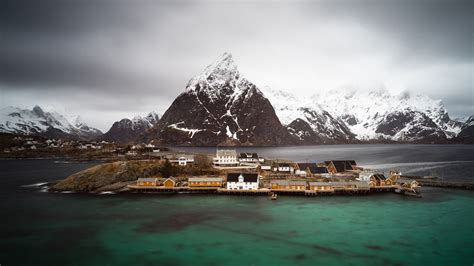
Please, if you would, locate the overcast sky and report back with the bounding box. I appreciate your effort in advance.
[1,0,472,131]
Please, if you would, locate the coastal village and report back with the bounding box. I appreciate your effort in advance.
[128,149,421,198]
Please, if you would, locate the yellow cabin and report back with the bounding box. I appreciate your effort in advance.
[188,177,223,187]
[136,177,158,187]
[270,180,307,190]
[163,177,177,188]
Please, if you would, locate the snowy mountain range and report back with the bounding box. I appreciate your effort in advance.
[1,53,471,145]
[101,112,160,143]
[261,87,464,142]
[0,106,102,140]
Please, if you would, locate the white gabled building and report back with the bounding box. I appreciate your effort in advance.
[169,154,195,166]
[213,149,239,167]
[239,153,260,163]
[226,173,259,190]
[272,163,295,173]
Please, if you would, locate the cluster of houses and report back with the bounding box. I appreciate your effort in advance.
[3,137,82,153]
[134,167,400,193]
[211,150,367,178]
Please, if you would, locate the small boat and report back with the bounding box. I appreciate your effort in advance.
[271,193,278,200]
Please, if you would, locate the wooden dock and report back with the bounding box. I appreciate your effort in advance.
[217,188,271,195]
[127,184,419,197]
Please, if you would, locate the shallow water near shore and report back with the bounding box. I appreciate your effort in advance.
[1,145,474,265]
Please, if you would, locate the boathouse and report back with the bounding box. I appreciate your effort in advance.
[188,177,223,188]
[226,173,259,190]
[136,177,158,187]
[163,177,177,188]
[308,182,335,193]
[270,180,306,190]
[324,160,356,174]
[308,181,370,192]
[368,174,390,188]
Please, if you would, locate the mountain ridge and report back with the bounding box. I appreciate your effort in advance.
[0,105,103,140]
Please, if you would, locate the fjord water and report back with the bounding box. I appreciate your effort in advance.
[1,145,473,266]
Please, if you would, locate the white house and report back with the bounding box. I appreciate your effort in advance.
[213,149,239,167]
[226,173,259,190]
[239,153,260,164]
[272,163,295,173]
[169,154,195,166]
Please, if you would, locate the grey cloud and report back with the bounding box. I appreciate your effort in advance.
[0,0,472,129]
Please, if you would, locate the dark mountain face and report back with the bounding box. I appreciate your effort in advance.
[456,116,474,143]
[145,53,296,146]
[375,110,447,142]
[101,112,159,144]
[287,118,325,144]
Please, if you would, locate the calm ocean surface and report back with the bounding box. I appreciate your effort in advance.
[1,145,473,266]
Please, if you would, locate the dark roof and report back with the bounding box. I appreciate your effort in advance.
[227,173,258,182]
[296,163,315,170]
[308,166,328,174]
[239,153,258,159]
[372,174,386,180]
[325,161,354,172]
[277,163,293,167]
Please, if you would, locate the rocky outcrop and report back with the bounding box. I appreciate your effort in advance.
[51,160,162,192]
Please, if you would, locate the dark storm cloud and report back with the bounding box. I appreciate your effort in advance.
[0,0,188,95]
[311,0,473,64]
[0,0,472,130]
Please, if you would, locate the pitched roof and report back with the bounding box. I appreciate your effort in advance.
[271,180,289,185]
[277,163,293,167]
[227,173,258,182]
[270,180,306,186]
[296,163,315,170]
[137,178,157,182]
[308,166,328,174]
[188,177,223,182]
[372,174,386,180]
[308,182,331,186]
[239,153,259,159]
[216,149,237,157]
[325,161,354,172]
[308,181,369,188]
[165,177,177,182]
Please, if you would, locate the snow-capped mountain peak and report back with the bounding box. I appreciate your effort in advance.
[310,89,461,140]
[145,53,294,146]
[186,52,240,93]
[260,87,355,143]
[0,106,102,140]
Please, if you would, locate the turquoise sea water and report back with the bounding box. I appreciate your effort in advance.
[1,145,474,265]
